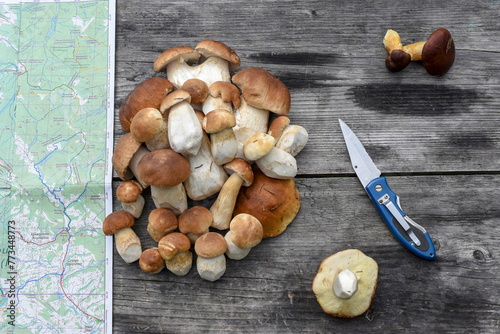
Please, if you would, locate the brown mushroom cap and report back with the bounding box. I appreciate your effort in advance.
[194,232,227,258]
[158,232,192,261]
[159,89,192,113]
[139,248,165,273]
[243,133,276,161]
[385,49,411,72]
[422,28,455,76]
[207,81,241,108]
[153,45,201,73]
[102,211,135,236]
[312,249,378,318]
[112,133,143,180]
[178,206,213,235]
[147,208,178,242]
[116,180,143,203]
[224,158,253,187]
[136,149,190,188]
[268,116,290,141]
[233,166,301,238]
[130,108,164,143]
[119,77,173,132]
[203,109,236,133]
[195,40,241,72]
[230,214,263,249]
[181,79,209,104]
[232,67,291,116]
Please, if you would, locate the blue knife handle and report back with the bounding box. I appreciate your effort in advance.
[365,177,436,260]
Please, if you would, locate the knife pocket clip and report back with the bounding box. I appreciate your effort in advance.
[378,194,421,246]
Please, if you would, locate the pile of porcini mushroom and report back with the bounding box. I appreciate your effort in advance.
[104,40,308,281]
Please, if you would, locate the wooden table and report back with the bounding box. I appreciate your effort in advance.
[111,0,500,332]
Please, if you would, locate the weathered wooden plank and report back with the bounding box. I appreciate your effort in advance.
[110,174,500,334]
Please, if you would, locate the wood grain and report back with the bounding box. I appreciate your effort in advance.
[111,0,500,332]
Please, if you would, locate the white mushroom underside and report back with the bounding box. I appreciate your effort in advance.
[210,129,238,166]
[256,147,297,179]
[121,194,145,218]
[224,231,251,260]
[197,254,226,282]
[275,124,309,157]
[202,96,232,115]
[165,251,193,276]
[167,57,230,89]
[183,134,227,200]
[168,101,203,156]
[151,183,188,216]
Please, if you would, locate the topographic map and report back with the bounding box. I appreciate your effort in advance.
[0,1,114,333]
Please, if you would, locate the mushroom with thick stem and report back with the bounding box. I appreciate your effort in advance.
[275,124,309,157]
[194,232,227,282]
[183,110,228,201]
[225,214,263,260]
[160,89,203,156]
[312,249,378,318]
[139,248,165,274]
[210,158,254,230]
[102,211,141,263]
[178,206,213,244]
[383,29,411,72]
[136,149,190,215]
[158,232,193,276]
[231,67,291,160]
[119,77,174,132]
[129,107,169,151]
[116,180,145,218]
[147,208,178,242]
[112,133,150,188]
[153,46,201,89]
[243,133,297,180]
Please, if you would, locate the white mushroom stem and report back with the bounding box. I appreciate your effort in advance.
[210,128,238,165]
[127,145,150,188]
[167,56,230,89]
[275,125,309,157]
[168,101,203,156]
[145,118,170,151]
[256,147,297,180]
[165,251,193,276]
[120,194,145,218]
[151,184,188,216]
[333,268,359,300]
[197,255,226,282]
[202,95,232,115]
[183,133,227,200]
[233,97,269,160]
[210,173,244,230]
[224,231,251,260]
[114,227,142,264]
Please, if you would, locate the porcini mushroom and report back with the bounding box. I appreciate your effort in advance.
[153,46,201,89]
[112,133,150,188]
[383,29,411,72]
[232,67,291,160]
[233,166,301,238]
[116,180,145,218]
[210,158,253,230]
[160,89,203,156]
[275,124,309,157]
[312,249,378,318]
[158,232,193,276]
[136,149,190,215]
[194,232,227,282]
[102,211,141,263]
[147,208,178,242]
[225,214,263,260]
[139,248,165,274]
[129,107,169,151]
[119,77,174,132]
[178,206,213,243]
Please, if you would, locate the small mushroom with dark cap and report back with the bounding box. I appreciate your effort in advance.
[225,214,263,260]
[178,206,213,243]
[139,248,165,274]
[147,208,178,242]
[383,29,411,72]
[158,232,193,276]
[116,180,145,218]
[102,211,142,263]
[195,232,227,282]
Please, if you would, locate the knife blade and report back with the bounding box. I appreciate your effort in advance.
[339,119,436,260]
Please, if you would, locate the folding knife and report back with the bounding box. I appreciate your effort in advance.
[339,119,436,260]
